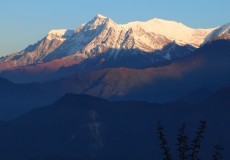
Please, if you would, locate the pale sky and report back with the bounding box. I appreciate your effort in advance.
[0,0,229,56]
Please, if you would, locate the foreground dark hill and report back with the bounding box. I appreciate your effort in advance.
[0,88,229,160]
[0,78,59,120]
[42,40,230,102]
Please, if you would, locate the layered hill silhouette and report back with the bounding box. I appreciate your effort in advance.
[0,39,230,120]
[40,40,230,102]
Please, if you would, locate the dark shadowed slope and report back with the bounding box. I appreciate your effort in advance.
[41,40,230,102]
[0,88,229,160]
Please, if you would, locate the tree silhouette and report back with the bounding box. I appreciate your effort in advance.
[189,121,206,160]
[176,123,190,160]
[156,121,223,160]
[157,121,172,160]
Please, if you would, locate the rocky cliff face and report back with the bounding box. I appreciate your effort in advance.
[0,30,74,71]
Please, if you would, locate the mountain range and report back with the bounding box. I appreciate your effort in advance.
[0,14,229,83]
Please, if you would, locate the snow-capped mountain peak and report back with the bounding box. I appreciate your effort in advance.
[84,14,111,31]
[122,18,215,47]
[95,14,107,19]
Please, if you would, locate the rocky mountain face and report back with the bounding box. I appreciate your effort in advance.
[0,30,74,71]
[0,14,217,82]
